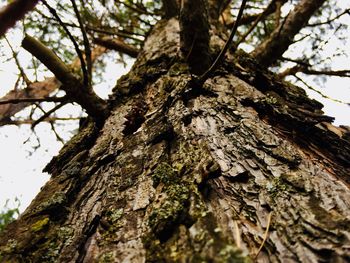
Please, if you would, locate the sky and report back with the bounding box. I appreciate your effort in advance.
[0,1,349,213]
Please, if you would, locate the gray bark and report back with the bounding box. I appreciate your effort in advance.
[0,18,350,263]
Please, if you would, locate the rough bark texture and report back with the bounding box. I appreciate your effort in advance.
[1,18,350,262]
[252,0,327,68]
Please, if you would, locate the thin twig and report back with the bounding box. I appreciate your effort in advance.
[31,102,66,129]
[35,8,144,41]
[254,212,273,260]
[47,120,65,144]
[32,103,66,144]
[41,0,88,86]
[236,0,274,47]
[4,117,80,125]
[0,96,67,105]
[294,75,348,104]
[199,0,248,81]
[280,56,311,67]
[4,36,31,85]
[308,8,350,27]
[70,0,92,87]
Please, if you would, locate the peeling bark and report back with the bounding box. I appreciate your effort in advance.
[1,18,350,263]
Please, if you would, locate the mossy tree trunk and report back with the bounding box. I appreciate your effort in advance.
[1,18,350,262]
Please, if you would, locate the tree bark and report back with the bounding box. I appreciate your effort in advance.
[179,0,211,75]
[1,18,350,263]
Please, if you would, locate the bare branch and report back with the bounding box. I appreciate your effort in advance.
[22,35,108,121]
[2,117,80,126]
[294,75,349,104]
[236,0,276,47]
[93,37,139,58]
[280,57,311,67]
[0,0,39,37]
[278,65,303,79]
[200,0,248,81]
[252,0,327,68]
[234,0,287,26]
[307,8,350,27]
[0,46,106,125]
[70,0,92,87]
[279,65,350,79]
[22,35,78,85]
[302,69,350,77]
[35,9,144,41]
[41,0,88,86]
[0,96,67,105]
[4,36,31,85]
[31,102,66,129]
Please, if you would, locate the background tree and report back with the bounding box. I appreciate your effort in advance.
[0,0,350,262]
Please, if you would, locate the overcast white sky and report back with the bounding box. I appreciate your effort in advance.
[0,1,349,213]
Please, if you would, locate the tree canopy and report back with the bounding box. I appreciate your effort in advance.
[0,0,349,128]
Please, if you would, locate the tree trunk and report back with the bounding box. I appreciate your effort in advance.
[1,18,350,263]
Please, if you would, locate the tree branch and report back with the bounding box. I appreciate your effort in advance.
[0,0,39,37]
[22,35,78,84]
[294,75,349,104]
[0,96,67,105]
[93,37,139,58]
[252,0,327,68]
[4,36,31,85]
[70,0,92,87]
[0,46,106,125]
[2,117,80,126]
[307,8,350,27]
[208,0,232,21]
[22,35,108,121]
[279,65,350,78]
[41,0,89,86]
[179,0,211,75]
[274,0,283,28]
[234,0,287,26]
[200,0,248,81]
[31,102,66,129]
[302,69,350,77]
[236,0,277,47]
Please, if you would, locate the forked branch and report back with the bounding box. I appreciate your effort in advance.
[252,0,327,68]
[22,35,108,121]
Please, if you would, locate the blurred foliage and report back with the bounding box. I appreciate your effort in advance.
[0,199,20,233]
